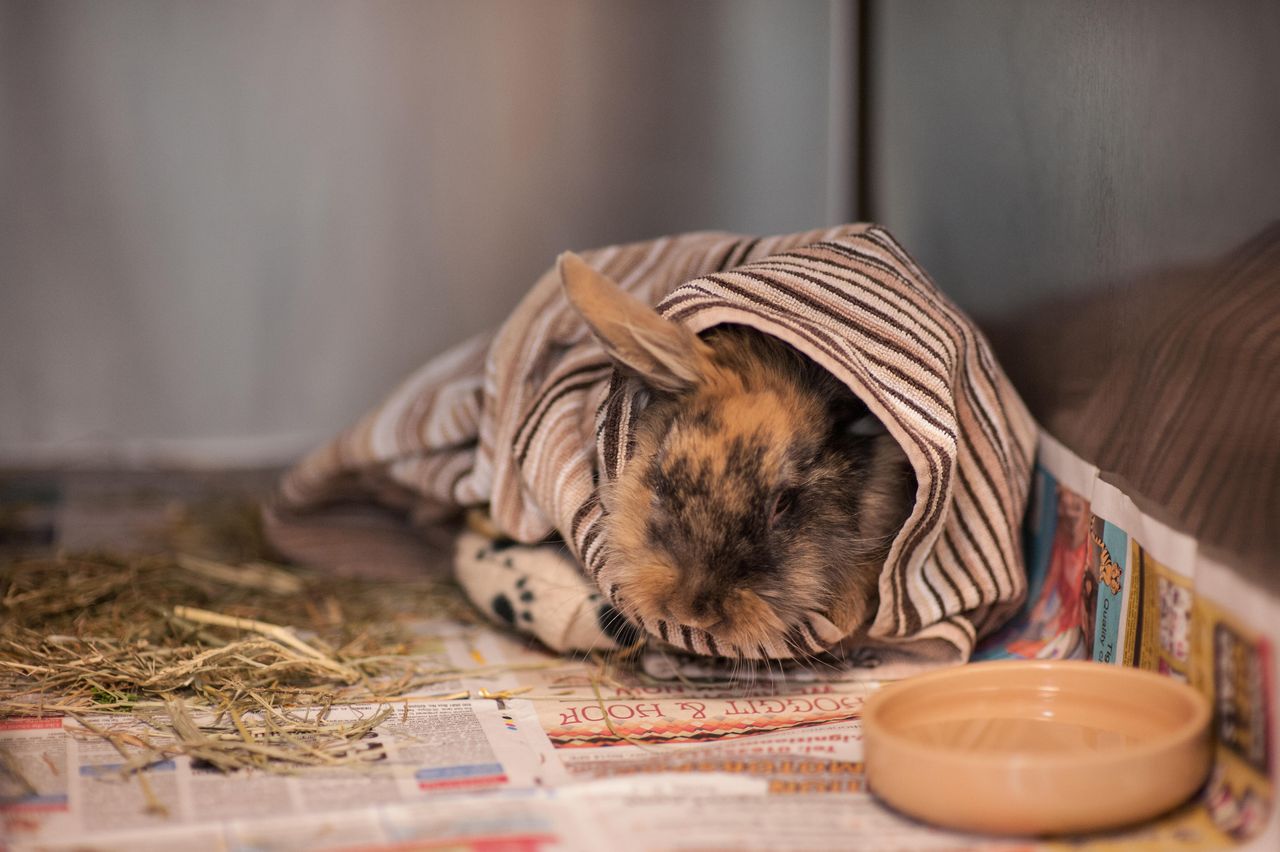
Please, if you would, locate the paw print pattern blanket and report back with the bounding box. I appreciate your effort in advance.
[268,224,1038,672]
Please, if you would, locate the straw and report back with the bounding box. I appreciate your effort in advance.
[0,497,540,774]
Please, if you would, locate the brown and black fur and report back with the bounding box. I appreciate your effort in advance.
[606,326,915,655]
[559,253,916,658]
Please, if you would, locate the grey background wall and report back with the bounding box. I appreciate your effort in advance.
[0,0,856,464]
[867,0,1280,321]
[4,0,1277,563]
[866,0,1280,567]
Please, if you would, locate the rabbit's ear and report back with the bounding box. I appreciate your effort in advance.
[559,252,711,393]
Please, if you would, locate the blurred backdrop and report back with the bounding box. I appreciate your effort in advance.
[1,0,1277,566]
[0,0,856,464]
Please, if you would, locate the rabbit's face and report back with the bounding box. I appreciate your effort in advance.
[559,252,914,658]
[602,328,910,656]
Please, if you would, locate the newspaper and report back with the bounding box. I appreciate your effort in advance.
[2,434,1277,850]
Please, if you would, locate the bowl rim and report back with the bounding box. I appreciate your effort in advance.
[862,659,1212,771]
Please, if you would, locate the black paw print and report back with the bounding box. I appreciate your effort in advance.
[491,576,538,626]
[475,537,519,571]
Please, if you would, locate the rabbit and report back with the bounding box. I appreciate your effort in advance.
[559,252,917,659]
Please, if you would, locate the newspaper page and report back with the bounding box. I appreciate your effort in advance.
[2,433,1278,850]
[2,632,573,850]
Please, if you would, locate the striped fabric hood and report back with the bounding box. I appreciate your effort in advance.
[275,224,1038,666]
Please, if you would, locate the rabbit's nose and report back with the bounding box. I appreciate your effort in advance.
[679,591,724,630]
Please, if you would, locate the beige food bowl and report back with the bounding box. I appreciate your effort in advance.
[862,660,1213,836]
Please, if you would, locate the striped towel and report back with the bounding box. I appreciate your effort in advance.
[271,224,1038,668]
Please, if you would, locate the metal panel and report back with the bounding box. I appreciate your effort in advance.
[0,0,848,463]
[867,0,1280,571]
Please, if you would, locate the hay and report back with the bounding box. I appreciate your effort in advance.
[0,498,551,776]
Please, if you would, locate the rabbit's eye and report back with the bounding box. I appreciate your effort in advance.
[770,487,802,526]
[845,412,888,437]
